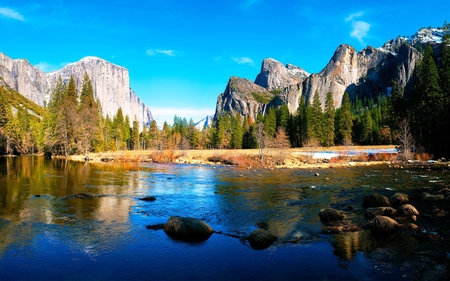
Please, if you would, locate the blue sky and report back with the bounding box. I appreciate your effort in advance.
[0,0,448,126]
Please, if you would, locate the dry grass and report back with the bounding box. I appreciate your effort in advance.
[70,145,399,169]
[414,151,433,161]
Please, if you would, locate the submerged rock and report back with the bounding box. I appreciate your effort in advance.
[422,192,444,201]
[62,193,104,200]
[145,223,165,231]
[319,208,344,222]
[163,216,214,242]
[362,193,390,208]
[139,196,156,202]
[247,228,277,250]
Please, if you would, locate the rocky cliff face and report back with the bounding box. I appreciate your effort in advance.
[215,59,309,119]
[0,53,153,127]
[0,53,49,106]
[254,58,307,90]
[215,27,433,119]
[215,76,271,121]
[302,43,421,107]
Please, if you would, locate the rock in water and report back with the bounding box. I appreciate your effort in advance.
[319,208,344,222]
[390,192,409,206]
[248,228,277,250]
[362,193,390,208]
[400,204,420,221]
[372,216,400,232]
[139,196,156,202]
[364,207,397,219]
[163,216,214,242]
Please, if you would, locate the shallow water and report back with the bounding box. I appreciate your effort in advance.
[0,156,448,280]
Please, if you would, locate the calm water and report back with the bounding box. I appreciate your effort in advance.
[0,156,448,280]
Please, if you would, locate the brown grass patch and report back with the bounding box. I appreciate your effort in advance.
[151,150,180,163]
[414,151,433,161]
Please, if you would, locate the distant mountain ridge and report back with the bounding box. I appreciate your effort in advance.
[214,26,448,120]
[0,53,153,127]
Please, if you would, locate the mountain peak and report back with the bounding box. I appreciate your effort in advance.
[254,58,304,90]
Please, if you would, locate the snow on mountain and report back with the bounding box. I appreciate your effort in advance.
[195,115,213,130]
[378,27,446,55]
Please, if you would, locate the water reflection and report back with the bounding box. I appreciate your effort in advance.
[0,157,449,280]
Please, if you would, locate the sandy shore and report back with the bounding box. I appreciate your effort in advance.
[69,146,399,169]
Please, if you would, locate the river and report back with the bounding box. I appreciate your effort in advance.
[0,156,449,280]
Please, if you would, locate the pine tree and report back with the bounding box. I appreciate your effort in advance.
[439,35,450,156]
[323,92,335,147]
[412,44,443,154]
[361,110,373,144]
[230,113,243,149]
[336,92,353,146]
[306,91,324,146]
[264,107,277,137]
[149,120,159,149]
[132,116,140,150]
[78,73,100,155]
[295,95,308,147]
[276,104,290,130]
[113,108,125,150]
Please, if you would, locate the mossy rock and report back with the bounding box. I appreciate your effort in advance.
[163,216,214,242]
[362,193,390,208]
[319,208,344,222]
[248,228,277,250]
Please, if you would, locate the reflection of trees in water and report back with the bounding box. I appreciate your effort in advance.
[0,156,153,257]
[332,232,364,261]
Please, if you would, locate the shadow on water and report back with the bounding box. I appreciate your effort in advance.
[0,156,449,280]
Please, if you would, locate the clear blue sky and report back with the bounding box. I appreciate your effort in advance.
[1,0,448,126]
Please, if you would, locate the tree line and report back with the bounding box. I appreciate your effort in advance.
[0,35,449,158]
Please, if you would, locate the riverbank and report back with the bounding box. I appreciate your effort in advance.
[69,145,404,169]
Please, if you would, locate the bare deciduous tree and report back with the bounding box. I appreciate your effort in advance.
[398,118,414,161]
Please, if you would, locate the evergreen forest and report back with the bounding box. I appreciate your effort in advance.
[1,36,450,158]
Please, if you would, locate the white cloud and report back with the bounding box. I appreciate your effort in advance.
[350,20,371,44]
[146,49,176,56]
[231,57,254,65]
[0,7,24,21]
[345,12,371,45]
[345,11,363,22]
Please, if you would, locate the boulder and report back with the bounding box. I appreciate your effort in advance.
[390,192,409,206]
[362,193,390,208]
[400,204,420,221]
[372,216,400,232]
[247,228,277,250]
[319,208,344,222]
[421,192,445,201]
[364,207,397,219]
[163,216,214,242]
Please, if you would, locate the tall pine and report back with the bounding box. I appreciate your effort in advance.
[412,44,443,154]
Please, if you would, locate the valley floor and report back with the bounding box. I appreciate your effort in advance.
[70,145,401,169]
